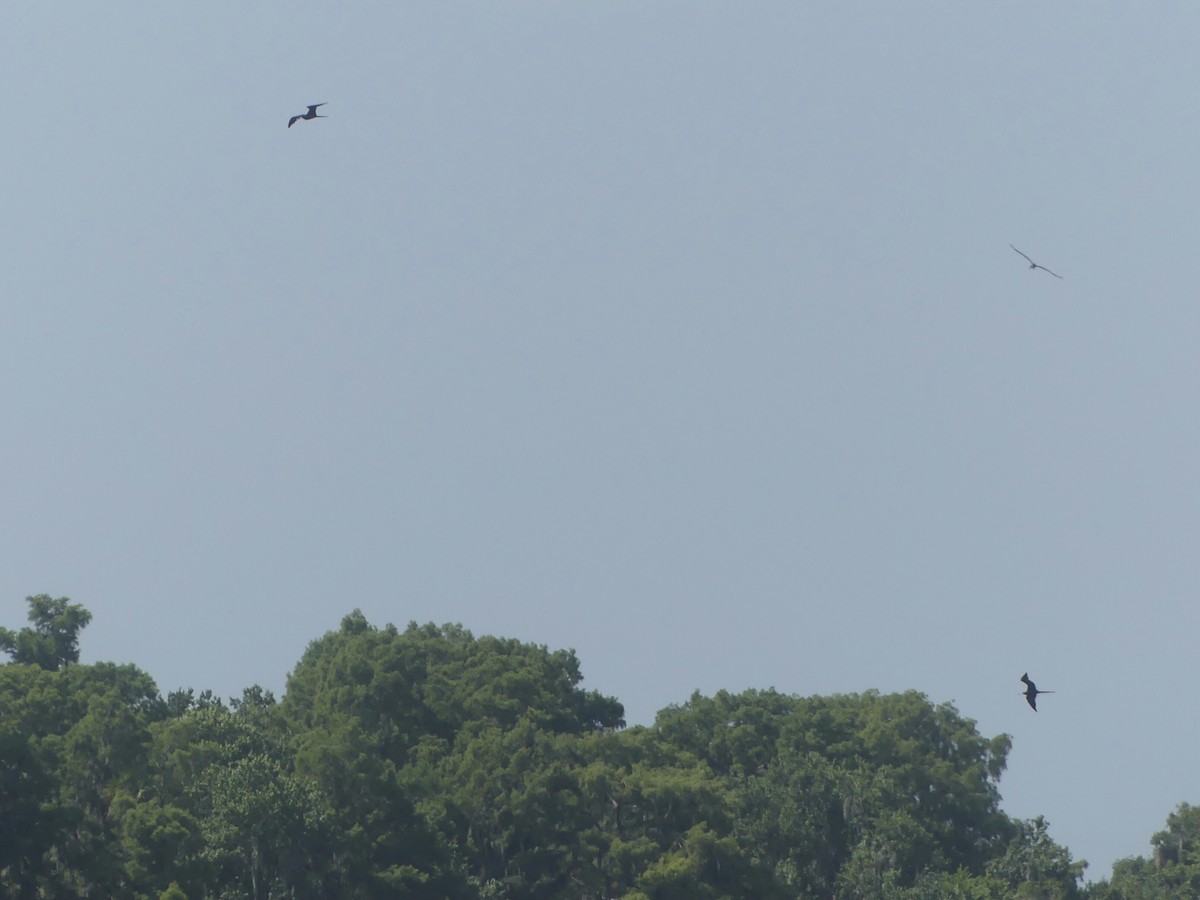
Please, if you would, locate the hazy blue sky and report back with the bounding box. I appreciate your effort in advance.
[3,2,1199,880]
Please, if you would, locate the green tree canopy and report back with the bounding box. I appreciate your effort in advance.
[281,612,624,765]
[1086,804,1200,900]
[1,597,1094,900]
[0,594,93,670]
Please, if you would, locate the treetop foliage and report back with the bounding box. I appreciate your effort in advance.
[0,594,93,671]
[0,595,1164,899]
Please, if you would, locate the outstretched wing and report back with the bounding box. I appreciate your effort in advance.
[288,115,301,128]
[1026,693,1038,711]
[307,103,326,114]
[1020,673,1033,689]
[1010,245,1035,265]
[1035,265,1063,279]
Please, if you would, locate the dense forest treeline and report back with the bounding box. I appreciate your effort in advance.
[0,595,1193,898]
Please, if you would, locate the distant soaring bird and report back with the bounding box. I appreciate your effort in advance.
[1020,672,1054,711]
[288,103,327,128]
[1012,244,1060,280]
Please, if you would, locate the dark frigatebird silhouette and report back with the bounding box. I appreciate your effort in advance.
[288,103,327,128]
[1020,673,1054,711]
[1012,247,1060,278]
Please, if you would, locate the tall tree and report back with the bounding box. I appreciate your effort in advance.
[984,816,1084,899]
[0,594,93,670]
[659,688,1018,891]
[1086,804,1200,899]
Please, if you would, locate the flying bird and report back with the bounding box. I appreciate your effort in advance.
[288,103,327,128]
[1020,672,1055,711]
[1010,245,1062,279]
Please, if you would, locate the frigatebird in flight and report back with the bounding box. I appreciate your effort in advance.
[1020,673,1054,711]
[288,103,327,128]
[1012,247,1060,278]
